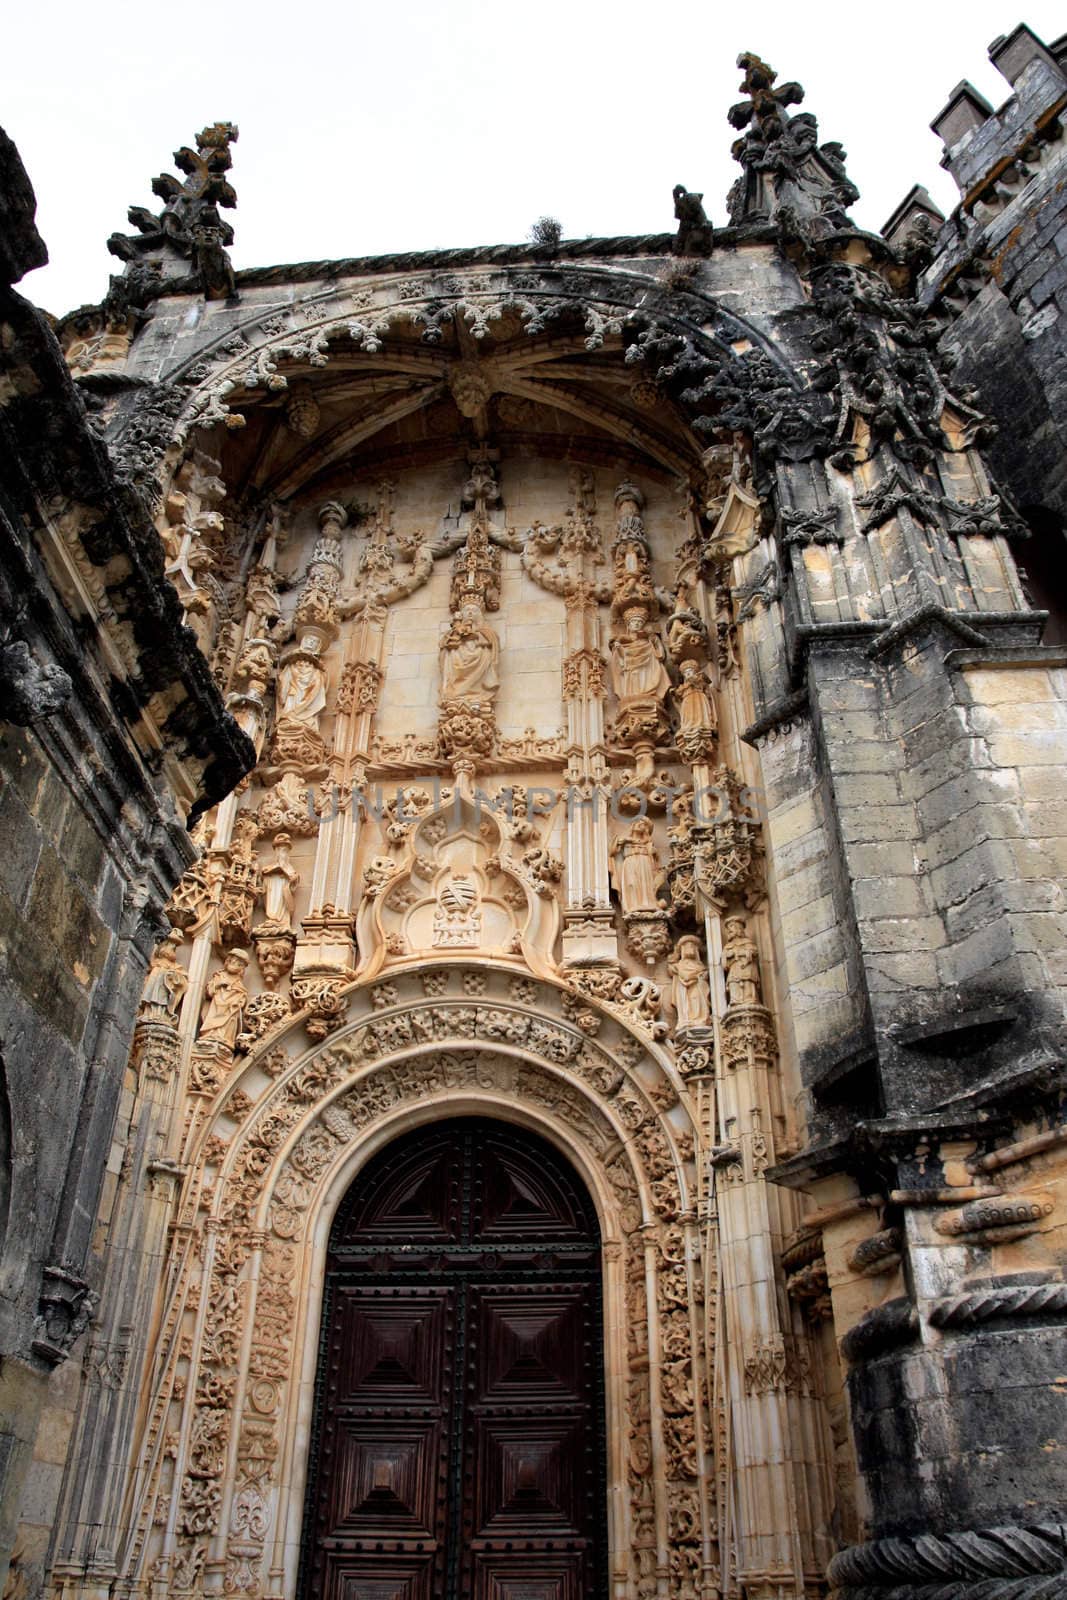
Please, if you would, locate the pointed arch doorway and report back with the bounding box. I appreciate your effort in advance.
[300,1116,609,1600]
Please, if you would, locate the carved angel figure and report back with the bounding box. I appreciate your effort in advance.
[140,929,188,1022]
[440,601,500,703]
[722,917,762,1008]
[669,934,711,1031]
[198,948,250,1048]
[609,817,667,915]
[609,604,671,711]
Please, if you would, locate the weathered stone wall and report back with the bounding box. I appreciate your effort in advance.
[0,134,252,1595]
[886,26,1067,632]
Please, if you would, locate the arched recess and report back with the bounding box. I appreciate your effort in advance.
[111,258,805,571]
[299,1115,608,1599]
[111,963,710,1600]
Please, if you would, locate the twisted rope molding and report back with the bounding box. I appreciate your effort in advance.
[828,1524,1067,1590]
[839,1297,918,1363]
[929,1282,1067,1328]
[838,1580,1064,1599]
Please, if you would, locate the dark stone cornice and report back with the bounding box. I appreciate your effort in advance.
[60,219,902,320]
[741,687,809,747]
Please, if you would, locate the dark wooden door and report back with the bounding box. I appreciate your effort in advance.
[301,1118,607,1600]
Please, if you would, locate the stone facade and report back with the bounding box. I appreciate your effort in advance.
[1,23,1066,1600]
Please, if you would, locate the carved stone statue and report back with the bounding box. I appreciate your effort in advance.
[198,949,250,1048]
[609,605,671,713]
[722,916,762,1008]
[139,930,188,1023]
[673,660,718,762]
[440,600,500,704]
[276,637,327,726]
[673,185,714,256]
[669,934,711,1031]
[609,818,667,915]
[261,832,299,927]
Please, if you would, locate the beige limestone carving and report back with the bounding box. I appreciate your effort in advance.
[198,949,251,1048]
[72,410,836,1600]
[439,599,500,701]
[722,917,762,1010]
[672,658,718,764]
[610,817,671,965]
[669,934,712,1033]
[610,604,672,714]
[139,929,189,1023]
[610,817,666,915]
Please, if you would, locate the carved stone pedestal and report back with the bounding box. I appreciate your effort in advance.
[289,973,351,1039]
[131,1019,181,1083]
[561,910,618,967]
[251,921,296,987]
[187,1040,232,1097]
[721,1003,777,1076]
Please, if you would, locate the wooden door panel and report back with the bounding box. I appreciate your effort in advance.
[302,1120,606,1600]
[331,1138,462,1245]
[326,1418,441,1535]
[473,1128,598,1243]
[321,1552,434,1600]
[472,1419,586,1536]
[471,1552,585,1600]
[332,1287,451,1404]
[474,1287,588,1402]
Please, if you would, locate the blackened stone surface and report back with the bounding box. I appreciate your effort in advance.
[0,128,46,286]
[849,1324,1067,1540]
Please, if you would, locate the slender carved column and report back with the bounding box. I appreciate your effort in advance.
[436,455,502,779]
[518,470,619,966]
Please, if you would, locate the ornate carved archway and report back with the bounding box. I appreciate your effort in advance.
[107,964,710,1600]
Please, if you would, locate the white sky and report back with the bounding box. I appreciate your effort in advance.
[5,0,1064,317]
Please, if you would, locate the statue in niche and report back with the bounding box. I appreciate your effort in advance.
[261,833,299,927]
[139,930,189,1023]
[673,660,718,760]
[198,948,251,1048]
[276,636,327,726]
[669,934,712,1031]
[609,604,671,712]
[609,817,667,915]
[439,600,500,704]
[722,917,762,1008]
